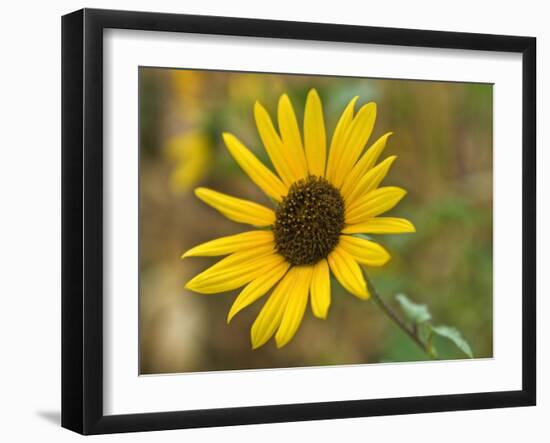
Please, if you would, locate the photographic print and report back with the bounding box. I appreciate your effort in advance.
[62,10,535,433]
[139,68,493,375]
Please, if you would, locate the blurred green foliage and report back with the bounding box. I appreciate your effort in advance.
[139,67,493,374]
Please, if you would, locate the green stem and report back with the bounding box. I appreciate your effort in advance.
[364,272,437,359]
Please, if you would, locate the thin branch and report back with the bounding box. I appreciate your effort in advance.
[364,272,437,359]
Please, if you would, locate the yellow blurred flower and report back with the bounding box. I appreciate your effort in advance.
[165,132,211,194]
[228,74,285,103]
[228,74,264,102]
[182,89,415,349]
[171,70,205,123]
[172,70,203,99]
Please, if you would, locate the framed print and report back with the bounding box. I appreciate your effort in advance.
[61,8,536,435]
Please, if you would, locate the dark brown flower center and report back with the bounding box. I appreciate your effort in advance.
[273,176,344,266]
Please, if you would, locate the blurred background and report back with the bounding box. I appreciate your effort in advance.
[139,68,493,374]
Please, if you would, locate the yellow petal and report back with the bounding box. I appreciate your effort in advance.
[185,249,283,294]
[275,266,313,348]
[345,187,407,225]
[251,267,300,349]
[227,261,290,323]
[331,102,377,188]
[187,244,274,282]
[304,89,326,177]
[325,96,359,183]
[344,156,397,207]
[222,132,287,201]
[310,259,330,319]
[327,246,369,299]
[338,235,391,267]
[340,132,393,198]
[254,101,295,187]
[278,94,309,179]
[181,230,274,258]
[195,187,275,227]
[342,217,416,234]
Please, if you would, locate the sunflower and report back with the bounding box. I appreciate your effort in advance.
[181,89,415,349]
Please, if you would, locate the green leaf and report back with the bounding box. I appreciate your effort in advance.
[430,325,473,358]
[395,293,432,324]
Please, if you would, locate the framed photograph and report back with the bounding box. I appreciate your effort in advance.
[61,8,536,434]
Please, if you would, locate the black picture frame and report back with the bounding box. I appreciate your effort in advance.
[61,8,536,435]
